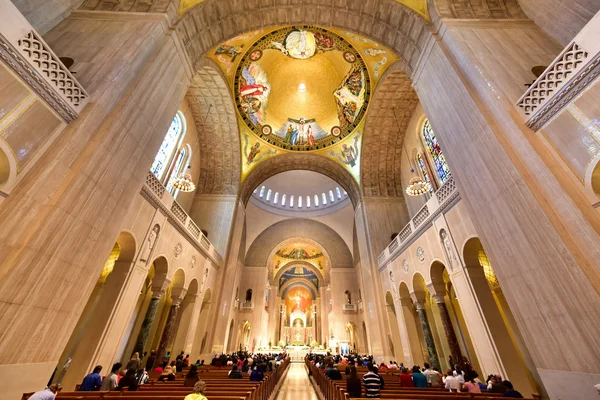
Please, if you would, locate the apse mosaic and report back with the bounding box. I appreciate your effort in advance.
[279,266,319,289]
[273,243,325,274]
[205,25,400,182]
[234,26,371,151]
[284,286,313,315]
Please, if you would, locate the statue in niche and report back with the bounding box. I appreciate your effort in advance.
[140,225,159,262]
[441,230,458,271]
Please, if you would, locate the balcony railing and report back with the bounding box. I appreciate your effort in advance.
[342,304,357,312]
[240,301,254,311]
[142,172,222,266]
[378,177,460,270]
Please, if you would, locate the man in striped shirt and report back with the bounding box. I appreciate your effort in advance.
[362,362,383,398]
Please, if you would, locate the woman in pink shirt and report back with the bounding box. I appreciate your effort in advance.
[463,378,482,393]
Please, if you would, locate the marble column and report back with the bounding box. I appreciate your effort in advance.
[155,289,185,368]
[412,297,440,370]
[433,294,463,365]
[133,279,171,355]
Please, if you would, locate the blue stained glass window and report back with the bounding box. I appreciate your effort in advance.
[322,193,327,205]
[422,120,451,185]
[259,186,265,198]
[336,187,341,199]
[274,192,279,204]
[151,114,182,180]
[266,189,272,201]
[329,190,334,202]
[416,153,434,195]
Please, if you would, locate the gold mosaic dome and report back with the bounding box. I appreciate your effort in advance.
[234,26,371,151]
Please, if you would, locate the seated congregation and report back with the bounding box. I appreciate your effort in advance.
[308,353,531,399]
[24,352,289,400]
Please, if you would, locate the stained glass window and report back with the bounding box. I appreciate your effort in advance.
[329,190,334,202]
[322,193,327,205]
[336,187,342,199]
[306,196,311,208]
[314,195,319,207]
[266,189,272,201]
[298,196,303,208]
[274,192,279,204]
[259,186,265,198]
[422,120,451,185]
[151,114,183,180]
[416,153,434,195]
[290,195,294,207]
[282,194,286,206]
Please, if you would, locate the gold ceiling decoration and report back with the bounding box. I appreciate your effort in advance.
[234,26,371,152]
[178,1,429,20]
[273,242,325,276]
[206,26,399,183]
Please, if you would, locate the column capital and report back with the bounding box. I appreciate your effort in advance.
[151,278,172,299]
[409,292,425,310]
[171,287,188,306]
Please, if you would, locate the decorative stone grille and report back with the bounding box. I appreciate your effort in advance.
[170,201,187,224]
[399,224,412,242]
[187,219,201,239]
[412,205,430,227]
[436,177,457,204]
[200,234,210,250]
[17,31,88,115]
[389,238,399,253]
[146,172,165,198]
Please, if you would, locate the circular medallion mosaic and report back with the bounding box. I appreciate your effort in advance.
[234,26,371,151]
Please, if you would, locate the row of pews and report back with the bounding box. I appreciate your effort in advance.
[306,361,540,400]
[23,359,290,400]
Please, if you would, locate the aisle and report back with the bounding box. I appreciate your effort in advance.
[273,363,320,400]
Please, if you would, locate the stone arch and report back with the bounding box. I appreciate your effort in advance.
[280,279,318,300]
[273,260,326,288]
[151,255,170,286]
[176,1,430,74]
[361,63,419,197]
[171,268,186,292]
[245,219,353,270]
[267,237,332,284]
[240,153,362,206]
[186,277,200,294]
[186,60,240,195]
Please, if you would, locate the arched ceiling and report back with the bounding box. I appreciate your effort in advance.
[431,0,525,20]
[240,153,361,207]
[361,65,419,197]
[245,218,354,269]
[176,0,428,75]
[185,63,240,194]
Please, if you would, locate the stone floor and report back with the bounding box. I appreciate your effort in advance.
[274,362,320,400]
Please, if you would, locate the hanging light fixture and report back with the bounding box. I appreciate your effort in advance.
[392,107,431,197]
[172,104,212,192]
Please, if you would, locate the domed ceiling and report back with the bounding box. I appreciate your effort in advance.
[206,26,400,183]
[273,242,325,277]
[235,27,370,151]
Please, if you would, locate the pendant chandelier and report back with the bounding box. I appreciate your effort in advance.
[172,165,196,192]
[393,107,431,197]
[170,104,212,193]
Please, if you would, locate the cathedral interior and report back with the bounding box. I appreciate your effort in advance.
[1,1,600,400]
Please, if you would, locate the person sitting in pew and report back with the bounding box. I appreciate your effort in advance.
[185,365,200,387]
[412,366,428,388]
[325,361,342,380]
[399,367,414,387]
[28,384,59,400]
[250,365,265,382]
[100,363,122,391]
[79,365,103,391]
[463,378,482,393]
[363,362,383,398]
[346,366,362,398]
[184,380,208,400]
[228,364,244,379]
[157,365,176,382]
[503,380,524,398]
[117,368,138,391]
[373,366,384,389]
[445,370,461,392]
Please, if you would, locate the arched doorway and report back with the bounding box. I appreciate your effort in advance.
[191,288,212,357]
[384,291,404,363]
[463,238,539,397]
[53,232,137,389]
[398,282,425,366]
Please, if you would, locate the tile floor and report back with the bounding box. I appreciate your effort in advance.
[274,362,320,400]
